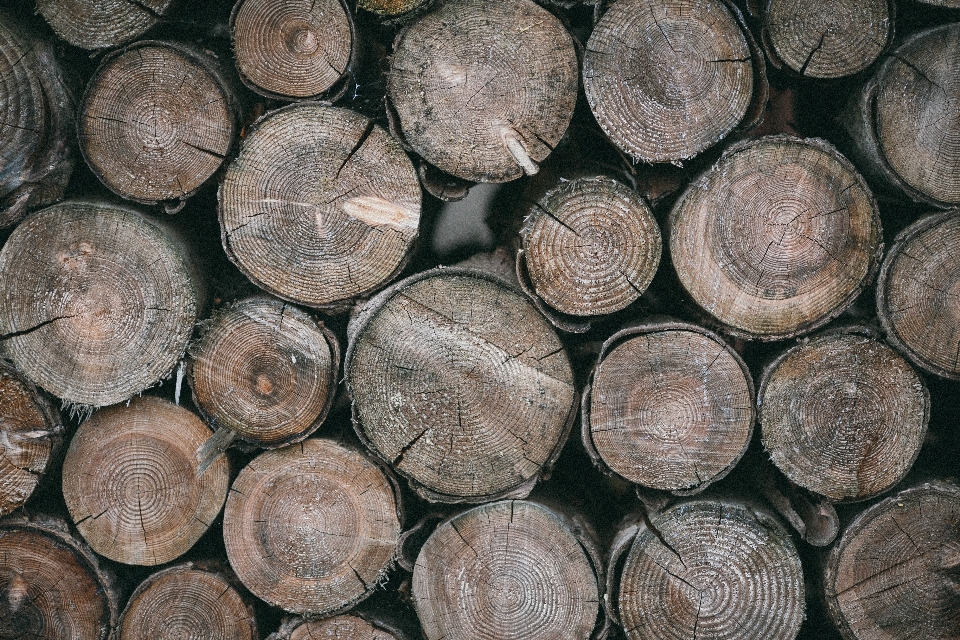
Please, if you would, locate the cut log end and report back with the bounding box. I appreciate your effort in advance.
[35,0,175,50]
[270,614,401,640]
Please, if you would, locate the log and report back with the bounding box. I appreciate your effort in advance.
[61,396,229,566]
[356,0,433,21]
[118,562,257,640]
[668,135,882,340]
[823,481,960,640]
[758,326,929,502]
[219,103,421,311]
[583,320,754,495]
[876,209,960,380]
[79,40,239,210]
[231,0,356,100]
[0,200,201,407]
[517,176,662,318]
[34,0,176,50]
[0,359,61,518]
[412,499,602,640]
[222,438,403,616]
[387,0,579,182]
[345,268,577,503]
[0,9,74,229]
[840,23,960,208]
[0,515,116,640]
[268,613,411,640]
[759,0,893,78]
[614,499,805,640]
[583,0,766,164]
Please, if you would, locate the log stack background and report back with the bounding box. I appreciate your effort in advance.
[1,0,959,638]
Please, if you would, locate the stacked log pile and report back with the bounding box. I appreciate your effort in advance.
[1,0,959,638]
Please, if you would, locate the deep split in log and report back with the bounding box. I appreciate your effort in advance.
[219,103,421,311]
[0,200,201,407]
[669,135,882,340]
[61,397,229,566]
[35,0,176,50]
[346,268,577,503]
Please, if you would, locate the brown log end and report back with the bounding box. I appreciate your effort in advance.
[269,614,400,640]
[35,0,175,50]
[357,0,432,18]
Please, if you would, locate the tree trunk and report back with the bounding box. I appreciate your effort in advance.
[222,438,403,616]
[583,320,755,495]
[61,396,229,566]
[219,103,421,311]
[823,481,960,640]
[0,200,202,407]
[668,135,883,340]
[876,209,960,380]
[35,0,176,50]
[345,268,577,503]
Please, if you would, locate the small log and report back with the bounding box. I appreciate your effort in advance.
[614,499,805,639]
[0,359,61,517]
[669,135,882,340]
[840,23,960,207]
[222,438,402,616]
[345,268,577,503]
[79,40,239,209]
[0,9,74,229]
[0,515,116,640]
[231,0,356,100]
[387,0,579,182]
[268,613,411,640]
[583,0,766,164]
[189,295,339,454]
[518,176,662,318]
[876,209,960,380]
[61,397,229,566]
[759,0,893,78]
[823,481,960,640]
[583,321,754,495]
[412,499,602,640]
[0,200,201,407]
[35,0,176,50]
[356,0,433,21]
[219,103,421,311]
[758,327,929,502]
[118,562,257,640]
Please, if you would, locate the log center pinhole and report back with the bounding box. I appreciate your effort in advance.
[285,22,320,55]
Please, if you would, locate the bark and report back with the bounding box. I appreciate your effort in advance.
[583,320,755,495]
[345,268,577,503]
[222,438,403,616]
[823,481,960,640]
[387,0,579,183]
[61,397,229,566]
[35,0,176,50]
[668,135,883,340]
[78,40,240,210]
[0,200,201,407]
[876,209,960,380]
[219,103,421,311]
[412,499,603,640]
[583,0,767,164]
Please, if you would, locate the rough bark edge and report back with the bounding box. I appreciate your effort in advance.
[344,266,578,504]
[580,318,756,496]
[877,209,960,380]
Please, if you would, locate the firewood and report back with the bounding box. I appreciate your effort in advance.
[345,268,577,503]
[118,562,258,640]
[823,481,960,640]
[876,209,960,380]
[61,397,229,566]
[268,613,410,640]
[222,438,403,616]
[231,0,355,100]
[219,103,421,311]
[669,135,882,340]
[0,515,116,640]
[0,359,61,517]
[387,0,579,182]
[34,0,176,50]
[78,40,239,210]
[583,320,754,495]
[0,200,201,407]
[0,9,74,229]
[356,0,433,20]
[412,499,602,640]
[758,0,893,78]
[583,0,766,164]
